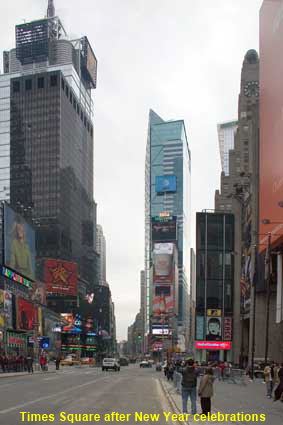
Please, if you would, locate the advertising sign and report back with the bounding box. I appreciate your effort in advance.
[223,317,232,341]
[156,175,177,193]
[259,1,283,252]
[152,327,172,335]
[17,298,36,331]
[152,216,177,241]
[31,281,46,305]
[1,266,32,289]
[3,204,35,281]
[152,285,174,316]
[61,313,82,333]
[195,341,231,350]
[206,317,222,341]
[153,243,174,283]
[45,259,78,296]
[207,309,221,317]
[4,290,13,329]
[0,290,4,329]
[7,332,27,348]
[196,316,204,340]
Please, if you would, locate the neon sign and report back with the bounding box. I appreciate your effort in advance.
[195,341,231,350]
[2,266,32,288]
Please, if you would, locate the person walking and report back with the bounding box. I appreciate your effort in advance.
[26,354,33,374]
[264,363,274,398]
[55,355,61,371]
[198,368,215,416]
[274,363,283,402]
[179,359,198,416]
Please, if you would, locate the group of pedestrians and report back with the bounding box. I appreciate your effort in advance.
[263,362,283,401]
[0,351,52,374]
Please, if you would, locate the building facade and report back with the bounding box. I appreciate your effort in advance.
[217,121,238,176]
[195,211,234,363]
[96,225,107,286]
[145,109,191,354]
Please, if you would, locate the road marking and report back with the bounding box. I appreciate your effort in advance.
[155,379,175,425]
[0,376,110,414]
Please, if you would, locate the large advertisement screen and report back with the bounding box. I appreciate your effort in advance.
[45,259,78,296]
[61,313,82,333]
[152,285,174,316]
[153,243,174,283]
[259,1,283,251]
[31,281,46,305]
[3,204,35,281]
[17,297,36,331]
[152,216,177,241]
[156,175,177,193]
[195,341,231,351]
[206,317,222,341]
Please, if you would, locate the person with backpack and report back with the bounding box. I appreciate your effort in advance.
[179,358,199,415]
[198,368,215,416]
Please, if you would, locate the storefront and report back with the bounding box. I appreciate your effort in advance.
[6,331,28,354]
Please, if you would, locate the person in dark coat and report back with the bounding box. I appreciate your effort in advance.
[274,363,283,402]
[179,359,199,415]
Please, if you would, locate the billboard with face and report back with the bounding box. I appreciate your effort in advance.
[259,1,283,251]
[3,204,35,281]
[152,285,174,316]
[45,259,78,296]
[153,243,174,283]
[31,281,46,305]
[206,317,222,341]
[17,297,36,331]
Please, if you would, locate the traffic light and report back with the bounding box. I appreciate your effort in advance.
[137,335,142,341]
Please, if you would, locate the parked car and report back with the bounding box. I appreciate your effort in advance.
[140,360,152,368]
[60,355,81,366]
[80,357,95,365]
[102,358,120,371]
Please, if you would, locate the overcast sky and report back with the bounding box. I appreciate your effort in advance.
[0,0,263,340]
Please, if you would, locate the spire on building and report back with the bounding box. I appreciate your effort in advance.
[47,0,55,18]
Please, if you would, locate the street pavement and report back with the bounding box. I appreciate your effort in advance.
[162,374,283,425]
[0,364,176,425]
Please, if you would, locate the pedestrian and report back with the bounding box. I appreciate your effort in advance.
[167,363,174,381]
[263,362,274,398]
[179,358,198,416]
[274,363,283,402]
[55,355,61,371]
[26,354,33,374]
[40,354,47,371]
[218,362,225,381]
[198,368,215,416]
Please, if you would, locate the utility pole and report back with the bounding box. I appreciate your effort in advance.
[264,233,271,364]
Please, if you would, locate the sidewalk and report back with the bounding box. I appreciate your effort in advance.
[160,376,283,425]
[0,364,56,379]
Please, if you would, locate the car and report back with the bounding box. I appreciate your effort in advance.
[102,358,120,371]
[140,360,152,368]
[119,357,129,366]
[80,357,95,365]
[60,355,81,366]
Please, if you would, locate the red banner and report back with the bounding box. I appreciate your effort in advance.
[224,317,232,341]
[17,298,36,331]
[195,341,231,350]
[45,259,78,296]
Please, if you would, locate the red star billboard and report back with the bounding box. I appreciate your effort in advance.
[44,259,78,296]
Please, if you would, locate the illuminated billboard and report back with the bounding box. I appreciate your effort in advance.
[153,243,174,283]
[156,175,177,193]
[152,216,177,241]
[195,341,231,350]
[206,317,222,341]
[17,298,36,331]
[3,204,35,281]
[81,36,97,89]
[152,285,174,316]
[61,313,82,333]
[259,1,283,251]
[45,259,78,296]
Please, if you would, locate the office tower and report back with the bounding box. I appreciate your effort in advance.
[0,1,98,287]
[96,225,107,286]
[145,109,191,353]
[217,121,238,176]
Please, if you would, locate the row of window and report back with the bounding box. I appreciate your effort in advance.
[13,75,58,93]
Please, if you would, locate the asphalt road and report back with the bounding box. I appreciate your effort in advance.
[0,365,175,425]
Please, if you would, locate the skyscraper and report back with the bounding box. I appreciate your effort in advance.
[0,1,98,286]
[145,109,191,352]
[96,224,107,286]
[217,121,238,176]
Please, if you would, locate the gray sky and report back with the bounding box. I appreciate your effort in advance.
[0,0,262,340]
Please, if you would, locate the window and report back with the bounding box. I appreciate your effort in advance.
[50,75,58,87]
[13,81,20,93]
[38,77,44,89]
[25,79,32,91]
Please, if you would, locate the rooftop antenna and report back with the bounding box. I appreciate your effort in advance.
[47,0,55,18]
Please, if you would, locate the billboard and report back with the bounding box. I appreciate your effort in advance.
[259,1,283,251]
[206,317,222,341]
[152,327,172,336]
[195,341,231,350]
[152,285,174,316]
[153,243,174,283]
[152,216,177,241]
[17,297,36,331]
[4,291,13,329]
[0,290,4,329]
[156,175,177,193]
[45,259,78,296]
[31,281,46,305]
[61,313,82,333]
[3,204,35,281]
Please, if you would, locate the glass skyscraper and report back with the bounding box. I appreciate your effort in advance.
[145,110,191,350]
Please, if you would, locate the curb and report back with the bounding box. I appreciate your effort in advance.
[159,379,186,425]
[0,370,56,379]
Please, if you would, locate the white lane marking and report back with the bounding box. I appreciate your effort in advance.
[0,375,109,414]
[155,378,175,425]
